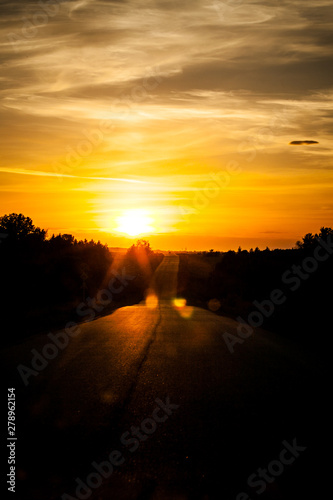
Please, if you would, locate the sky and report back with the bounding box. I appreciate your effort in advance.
[0,0,332,250]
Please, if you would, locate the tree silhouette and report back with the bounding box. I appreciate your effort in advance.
[125,239,163,291]
[0,213,46,242]
[318,226,333,241]
[127,239,152,255]
[296,232,316,250]
[296,227,333,250]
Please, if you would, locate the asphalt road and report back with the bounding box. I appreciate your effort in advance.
[3,255,329,499]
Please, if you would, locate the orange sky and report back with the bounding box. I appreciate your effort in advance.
[1,0,332,250]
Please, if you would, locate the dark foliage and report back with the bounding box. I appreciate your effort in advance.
[178,227,333,345]
[123,239,164,298]
[0,214,113,343]
[0,215,162,345]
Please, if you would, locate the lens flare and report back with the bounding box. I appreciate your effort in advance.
[172,297,194,319]
[208,298,221,312]
[145,289,159,309]
[173,298,187,309]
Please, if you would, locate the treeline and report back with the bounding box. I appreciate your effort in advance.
[178,227,333,344]
[0,214,162,344]
[124,239,164,295]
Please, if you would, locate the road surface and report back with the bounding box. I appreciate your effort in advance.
[3,256,328,499]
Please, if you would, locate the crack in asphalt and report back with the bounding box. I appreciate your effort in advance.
[117,300,162,415]
[118,255,179,413]
[98,256,179,466]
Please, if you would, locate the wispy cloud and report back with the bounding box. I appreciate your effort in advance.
[1,0,333,244]
[0,167,148,184]
[289,140,319,145]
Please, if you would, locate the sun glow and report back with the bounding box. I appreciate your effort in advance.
[115,209,155,236]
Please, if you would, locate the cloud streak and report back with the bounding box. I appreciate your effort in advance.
[0,0,333,246]
[0,167,148,184]
[289,140,319,145]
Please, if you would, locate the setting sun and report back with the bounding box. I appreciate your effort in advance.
[115,209,154,236]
